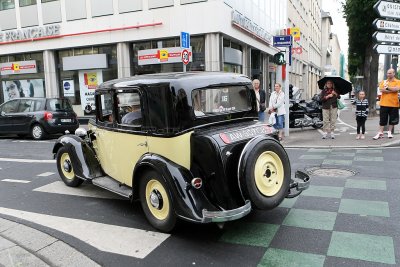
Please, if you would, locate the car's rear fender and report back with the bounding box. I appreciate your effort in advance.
[53,135,102,180]
[133,154,216,223]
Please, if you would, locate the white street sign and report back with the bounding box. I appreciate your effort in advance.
[373,19,400,31]
[374,44,400,54]
[374,0,400,19]
[373,31,400,43]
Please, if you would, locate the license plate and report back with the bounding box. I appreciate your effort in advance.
[61,119,72,123]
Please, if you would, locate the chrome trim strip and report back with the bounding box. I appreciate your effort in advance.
[202,200,251,223]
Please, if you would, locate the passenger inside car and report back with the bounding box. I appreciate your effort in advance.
[121,104,142,125]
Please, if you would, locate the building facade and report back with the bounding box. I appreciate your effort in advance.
[321,11,342,77]
[0,0,286,115]
[287,0,322,99]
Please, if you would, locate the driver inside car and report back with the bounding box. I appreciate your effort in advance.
[121,104,142,125]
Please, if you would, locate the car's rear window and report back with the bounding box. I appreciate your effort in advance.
[192,86,251,117]
[47,99,73,112]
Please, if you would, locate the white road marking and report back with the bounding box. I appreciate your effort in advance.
[11,140,54,143]
[0,158,55,163]
[336,117,357,130]
[36,172,55,177]
[1,179,31,183]
[33,181,123,200]
[0,207,170,259]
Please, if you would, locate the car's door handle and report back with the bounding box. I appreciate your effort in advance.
[138,141,147,147]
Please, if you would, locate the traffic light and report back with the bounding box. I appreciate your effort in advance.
[273,52,285,65]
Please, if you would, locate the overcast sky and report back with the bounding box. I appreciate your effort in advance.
[321,0,348,58]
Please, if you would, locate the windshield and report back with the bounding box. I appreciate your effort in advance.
[47,99,73,112]
[192,86,251,117]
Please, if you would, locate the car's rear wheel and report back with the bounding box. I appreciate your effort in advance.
[139,170,176,232]
[31,124,46,140]
[241,139,291,210]
[56,147,83,187]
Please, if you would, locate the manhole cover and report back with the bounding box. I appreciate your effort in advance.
[305,167,356,178]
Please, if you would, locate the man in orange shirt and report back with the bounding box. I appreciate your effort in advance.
[373,68,400,139]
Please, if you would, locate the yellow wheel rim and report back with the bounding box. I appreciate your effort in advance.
[60,153,75,180]
[145,179,170,220]
[254,151,284,197]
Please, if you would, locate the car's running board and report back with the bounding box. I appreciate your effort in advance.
[92,176,132,199]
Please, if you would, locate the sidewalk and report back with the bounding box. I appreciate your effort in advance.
[0,217,99,267]
[281,98,400,148]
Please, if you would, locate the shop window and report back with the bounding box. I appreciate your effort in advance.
[19,0,36,7]
[58,45,118,115]
[0,0,15,10]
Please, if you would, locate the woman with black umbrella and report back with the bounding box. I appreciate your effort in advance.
[320,80,341,139]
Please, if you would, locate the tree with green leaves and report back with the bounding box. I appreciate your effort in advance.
[343,0,379,111]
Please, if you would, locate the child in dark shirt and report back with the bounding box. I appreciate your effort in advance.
[355,91,369,139]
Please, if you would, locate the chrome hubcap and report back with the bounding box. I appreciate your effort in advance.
[63,160,72,173]
[33,126,42,138]
[149,190,163,210]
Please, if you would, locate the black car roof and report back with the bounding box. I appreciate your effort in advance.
[98,72,252,92]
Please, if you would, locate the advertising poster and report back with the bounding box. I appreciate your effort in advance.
[63,80,75,97]
[78,70,103,113]
[2,79,45,102]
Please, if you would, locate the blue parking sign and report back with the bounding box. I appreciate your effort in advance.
[181,32,190,49]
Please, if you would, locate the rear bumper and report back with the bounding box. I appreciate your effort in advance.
[43,123,79,134]
[286,171,310,198]
[202,200,251,223]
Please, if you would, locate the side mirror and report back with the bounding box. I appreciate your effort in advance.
[0,111,5,116]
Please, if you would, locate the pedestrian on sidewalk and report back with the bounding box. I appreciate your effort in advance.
[320,80,340,139]
[355,90,369,139]
[268,83,286,141]
[252,79,266,122]
[373,68,400,140]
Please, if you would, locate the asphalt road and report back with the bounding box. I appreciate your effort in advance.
[0,138,399,266]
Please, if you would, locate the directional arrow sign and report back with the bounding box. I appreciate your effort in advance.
[373,18,400,31]
[374,44,400,54]
[374,0,400,19]
[373,31,400,43]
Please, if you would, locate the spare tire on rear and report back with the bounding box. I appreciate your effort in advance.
[239,138,291,210]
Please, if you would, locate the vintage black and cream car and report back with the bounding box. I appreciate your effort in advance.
[53,72,310,232]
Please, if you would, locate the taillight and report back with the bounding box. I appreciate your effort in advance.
[44,111,53,121]
[191,178,203,189]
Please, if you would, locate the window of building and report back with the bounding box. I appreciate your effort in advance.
[19,0,36,7]
[0,0,15,10]
[57,45,118,115]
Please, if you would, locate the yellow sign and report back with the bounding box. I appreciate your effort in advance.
[158,49,169,62]
[11,63,20,71]
[291,27,300,41]
[84,72,98,89]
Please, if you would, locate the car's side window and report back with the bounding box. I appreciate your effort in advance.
[1,100,19,113]
[98,93,114,123]
[116,91,142,127]
[18,99,34,113]
[33,100,43,111]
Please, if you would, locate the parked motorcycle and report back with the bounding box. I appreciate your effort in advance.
[289,88,323,129]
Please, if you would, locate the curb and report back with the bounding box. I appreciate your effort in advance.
[0,216,100,267]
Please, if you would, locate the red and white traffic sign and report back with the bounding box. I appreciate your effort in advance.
[181,49,190,65]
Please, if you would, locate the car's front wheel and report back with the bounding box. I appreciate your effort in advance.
[31,124,46,140]
[56,147,83,187]
[241,139,291,210]
[139,170,176,232]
